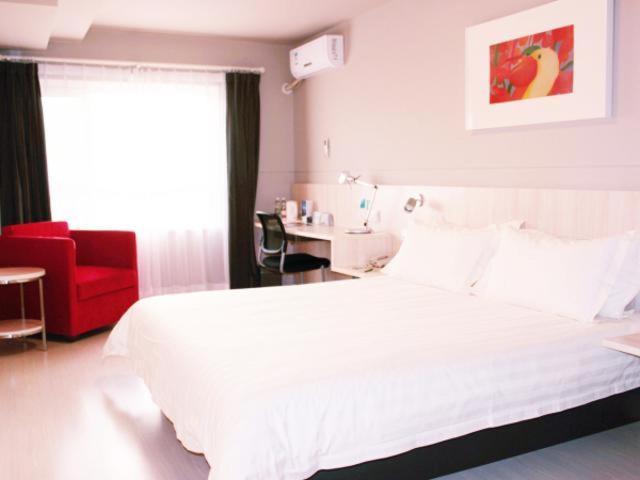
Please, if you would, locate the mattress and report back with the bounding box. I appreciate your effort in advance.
[103,276,640,480]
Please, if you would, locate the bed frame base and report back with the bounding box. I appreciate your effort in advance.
[309,388,640,480]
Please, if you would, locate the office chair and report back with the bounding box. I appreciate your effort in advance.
[256,212,330,284]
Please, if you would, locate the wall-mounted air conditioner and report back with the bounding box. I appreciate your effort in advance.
[282,35,344,94]
[290,34,344,80]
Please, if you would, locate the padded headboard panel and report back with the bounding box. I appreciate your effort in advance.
[293,184,640,248]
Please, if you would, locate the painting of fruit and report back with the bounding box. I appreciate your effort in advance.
[490,25,574,104]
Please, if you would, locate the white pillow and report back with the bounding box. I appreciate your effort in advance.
[382,221,503,293]
[599,232,640,318]
[480,228,632,322]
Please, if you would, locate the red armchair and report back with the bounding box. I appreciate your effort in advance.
[0,221,139,338]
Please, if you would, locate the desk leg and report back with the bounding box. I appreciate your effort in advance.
[38,278,47,351]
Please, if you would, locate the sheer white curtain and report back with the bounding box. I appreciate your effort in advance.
[39,63,229,297]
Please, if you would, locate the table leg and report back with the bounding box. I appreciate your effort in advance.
[18,283,27,349]
[19,283,25,320]
[38,278,47,351]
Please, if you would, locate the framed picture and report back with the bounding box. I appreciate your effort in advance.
[465,0,614,130]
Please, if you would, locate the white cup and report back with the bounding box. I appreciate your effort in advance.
[286,200,299,223]
[320,212,334,226]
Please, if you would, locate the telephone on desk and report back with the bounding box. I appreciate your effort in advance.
[362,255,390,273]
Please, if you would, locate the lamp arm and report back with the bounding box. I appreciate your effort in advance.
[363,185,378,228]
[354,178,376,188]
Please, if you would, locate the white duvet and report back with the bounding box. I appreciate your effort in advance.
[103,276,640,480]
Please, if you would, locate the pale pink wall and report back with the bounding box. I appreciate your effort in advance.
[294,0,640,190]
[7,27,296,209]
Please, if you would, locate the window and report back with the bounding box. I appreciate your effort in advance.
[40,63,228,296]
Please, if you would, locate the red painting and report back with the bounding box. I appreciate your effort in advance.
[490,25,574,104]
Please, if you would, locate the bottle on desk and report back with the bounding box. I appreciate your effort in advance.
[301,200,314,224]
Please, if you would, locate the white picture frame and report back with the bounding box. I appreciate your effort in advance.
[465,0,614,131]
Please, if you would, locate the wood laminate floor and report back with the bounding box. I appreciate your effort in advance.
[1,332,639,480]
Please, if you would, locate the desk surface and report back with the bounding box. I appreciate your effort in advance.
[255,221,390,242]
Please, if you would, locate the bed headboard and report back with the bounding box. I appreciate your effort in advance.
[293,184,640,246]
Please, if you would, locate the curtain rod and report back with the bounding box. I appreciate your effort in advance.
[0,54,265,74]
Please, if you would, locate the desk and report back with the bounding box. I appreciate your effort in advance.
[271,223,337,242]
[255,222,392,279]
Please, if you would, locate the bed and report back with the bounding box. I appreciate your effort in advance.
[103,275,640,480]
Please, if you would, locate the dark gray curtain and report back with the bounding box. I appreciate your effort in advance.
[226,72,261,289]
[0,61,51,227]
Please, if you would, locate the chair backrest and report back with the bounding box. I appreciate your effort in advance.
[2,221,70,238]
[256,212,287,255]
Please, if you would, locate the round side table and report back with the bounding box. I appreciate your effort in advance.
[0,267,47,350]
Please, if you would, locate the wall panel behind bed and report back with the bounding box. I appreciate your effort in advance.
[293,184,640,251]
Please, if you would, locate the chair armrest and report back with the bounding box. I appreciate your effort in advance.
[0,236,77,296]
[70,230,137,270]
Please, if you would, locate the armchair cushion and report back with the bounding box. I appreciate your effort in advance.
[2,221,70,238]
[76,265,137,300]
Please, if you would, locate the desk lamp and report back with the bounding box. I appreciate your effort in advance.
[337,171,378,234]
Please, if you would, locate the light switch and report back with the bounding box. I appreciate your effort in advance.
[322,138,331,158]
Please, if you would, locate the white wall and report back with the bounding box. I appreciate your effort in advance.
[293,0,640,190]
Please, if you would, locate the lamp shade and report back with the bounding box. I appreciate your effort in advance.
[404,194,425,213]
[338,171,353,185]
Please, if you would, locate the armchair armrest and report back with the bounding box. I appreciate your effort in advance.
[0,236,76,274]
[70,230,137,270]
[0,236,80,332]
[0,235,77,300]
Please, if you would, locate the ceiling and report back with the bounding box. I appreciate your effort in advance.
[0,0,389,50]
[93,0,389,42]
